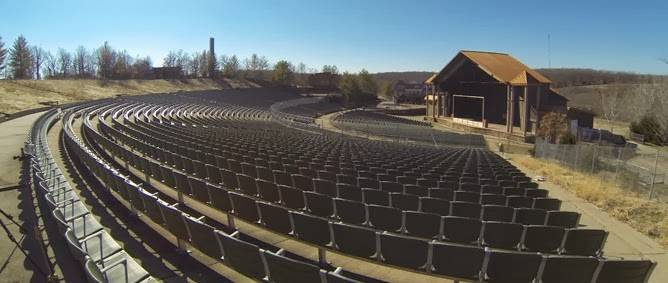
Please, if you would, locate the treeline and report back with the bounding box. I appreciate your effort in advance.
[0,34,336,86]
[0,35,153,80]
[536,68,667,88]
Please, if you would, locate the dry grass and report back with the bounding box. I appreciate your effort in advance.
[512,154,668,247]
[0,78,251,114]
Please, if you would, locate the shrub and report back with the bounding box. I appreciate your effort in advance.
[559,132,578,144]
[630,114,665,145]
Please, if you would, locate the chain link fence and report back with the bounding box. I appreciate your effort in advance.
[534,139,667,201]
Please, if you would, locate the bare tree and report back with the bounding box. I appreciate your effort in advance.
[221,54,240,78]
[244,53,269,79]
[73,46,94,78]
[296,62,307,85]
[96,42,116,79]
[112,50,132,79]
[322,65,339,74]
[175,50,189,77]
[56,48,72,78]
[132,56,152,79]
[43,51,57,78]
[163,51,178,67]
[31,46,45,79]
[597,84,623,132]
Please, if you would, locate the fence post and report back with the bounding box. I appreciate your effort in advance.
[648,148,659,200]
[591,144,598,174]
[574,144,580,170]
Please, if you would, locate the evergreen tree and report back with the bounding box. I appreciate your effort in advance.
[9,35,33,79]
[272,60,294,85]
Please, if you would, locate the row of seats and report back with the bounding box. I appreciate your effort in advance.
[82,93,656,281]
[98,123,586,253]
[27,107,152,283]
[100,120,575,230]
[73,105,370,282]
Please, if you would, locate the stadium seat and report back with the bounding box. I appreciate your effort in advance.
[332,223,377,259]
[403,211,441,239]
[379,233,429,270]
[442,216,481,244]
[430,242,484,281]
[291,212,332,246]
[263,250,324,283]
[258,202,293,234]
[367,205,403,233]
[334,198,367,225]
[216,231,266,279]
[484,249,542,283]
[562,229,608,256]
[481,221,523,249]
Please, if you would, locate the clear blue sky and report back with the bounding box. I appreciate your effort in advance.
[1,0,667,74]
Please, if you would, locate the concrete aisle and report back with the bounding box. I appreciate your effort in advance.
[0,112,56,283]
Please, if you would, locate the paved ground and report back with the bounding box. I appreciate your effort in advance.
[0,112,56,283]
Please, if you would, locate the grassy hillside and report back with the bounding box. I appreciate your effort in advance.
[0,78,256,114]
[537,68,666,88]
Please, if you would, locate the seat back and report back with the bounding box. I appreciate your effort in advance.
[184,216,222,259]
[216,231,266,280]
[595,259,656,283]
[563,229,608,256]
[485,250,542,283]
[258,202,293,234]
[379,233,429,270]
[263,251,323,283]
[443,216,482,245]
[334,198,367,225]
[546,211,580,228]
[482,221,523,249]
[420,197,451,216]
[229,192,259,222]
[541,255,599,283]
[523,225,565,253]
[332,223,377,259]
[291,212,332,246]
[304,191,334,218]
[367,205,403,233]
[404,211,441,239]
[430,242,484,281]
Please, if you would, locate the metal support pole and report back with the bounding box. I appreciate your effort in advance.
[318,247,327,266]
[591,144,598,174]
[649,149,659,200]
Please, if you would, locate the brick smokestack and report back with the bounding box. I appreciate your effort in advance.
[209,37,215,78]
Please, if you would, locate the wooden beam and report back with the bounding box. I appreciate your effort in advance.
[506,84,510,132]
[536,84,542,132]
[520,86,531,137]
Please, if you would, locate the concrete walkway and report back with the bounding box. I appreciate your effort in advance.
[0,112,58,283]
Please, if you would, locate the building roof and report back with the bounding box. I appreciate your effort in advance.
[424,73,438,84]
[435,50,552,85]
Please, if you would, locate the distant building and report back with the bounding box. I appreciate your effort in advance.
[392,80,426,104]
[152,67,182,79]
[307,72,339,91]
[425,50,570,140]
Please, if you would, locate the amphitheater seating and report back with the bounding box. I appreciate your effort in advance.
[24,89,657,283]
